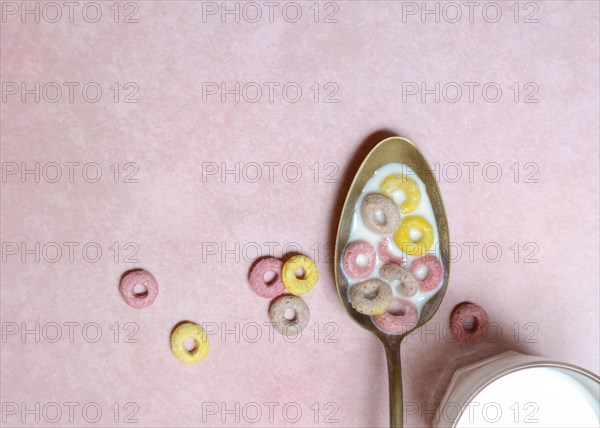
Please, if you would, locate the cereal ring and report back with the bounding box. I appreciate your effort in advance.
[170,322,210,364]
[394,215,434,256]
[269,295,310,336]
[410,254,443,292]
[380,263,418,297]
[377,238,406,266]
[373,299,419,335]
[343,240,376,279]
[119,269,159,309]
[282,255,318,295]
[450,303,489,344]
[248,257,286,298]
[349,279,393,315]
[360,194,402,235]
[380,173,421,214]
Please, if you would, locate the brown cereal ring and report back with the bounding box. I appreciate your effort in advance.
[450,302,490,344]
[349,279,393,315]
[380,263,419,297]
[269,295,310,336]
[360,194,402,235]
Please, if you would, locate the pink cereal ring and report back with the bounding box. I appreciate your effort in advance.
[378,238,406,266]
[410,254,443,292]
[450,303,490,344]
[373,299,419,335]
[248,257,286,298]
[119,269,159,309]
[343,240,376,279]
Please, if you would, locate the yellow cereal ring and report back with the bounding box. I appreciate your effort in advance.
[394,216,434,256]
[170,322,210,364]
[380,174,421,214]
[282,255,318,295]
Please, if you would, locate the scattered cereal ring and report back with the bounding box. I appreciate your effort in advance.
[373,299,419,335]
[282,255,318,295]
[170,322,210,364]
[380,263,418,297]
[394,215,434,256]
[269,295,310,336]
[248,257,286,298]
[380,173,421,214]
[450,303,489,344]
[349,279,393,315]
[343,240,376,279]
[377,238,406,266]
[119,269,159,309]
[410,254,443,292]
[360,194,401,235]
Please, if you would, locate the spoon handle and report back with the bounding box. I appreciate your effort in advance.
[384,341,403,428]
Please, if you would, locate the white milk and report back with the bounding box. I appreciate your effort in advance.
[456,367,599,427]
[342,162,443,316]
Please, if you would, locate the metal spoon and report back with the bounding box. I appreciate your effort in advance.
[334,136,450,428]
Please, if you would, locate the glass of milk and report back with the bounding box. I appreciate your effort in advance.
[434,351,600,427]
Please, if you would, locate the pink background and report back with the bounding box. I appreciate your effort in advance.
[1,1,599,427]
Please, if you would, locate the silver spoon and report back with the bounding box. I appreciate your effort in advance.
[334,136,450,428]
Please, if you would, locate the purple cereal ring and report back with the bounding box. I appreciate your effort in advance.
[373,299,419,335]
[119,269,159,309]
[450,303,490,344]
[343,240,376,279]
[410,254,443,292]
[378,238,406,266]
[248,257,286,298]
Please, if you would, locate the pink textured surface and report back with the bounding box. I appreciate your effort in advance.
[1,1,599,427]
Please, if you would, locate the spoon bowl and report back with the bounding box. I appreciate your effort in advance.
[334,136,450,427]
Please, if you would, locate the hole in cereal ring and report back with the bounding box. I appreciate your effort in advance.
[263,270,277,286]
[463,316,478,332]
[392,190,407,205]
[364,287,379,301]
[184,337,196,352]
[387,300,406,316]
[294,267,305,280]
[374,210,385,225]
[133,283,148,297]
[356,254,368,267]
[409,228,422,242]
[284,308,297,321]
[414,264,429,280]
